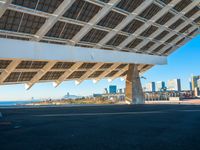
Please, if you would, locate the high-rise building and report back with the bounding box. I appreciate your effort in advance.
[156,81,165,91]
[189,81,192,91]
[194,87,200,97]
[104,88,108,94]
[191,76,200,90]
[109,85,117,94]
[118,89,123,94]
[145,82,156,92]
[197,79,200,88]
[167,79,181,92]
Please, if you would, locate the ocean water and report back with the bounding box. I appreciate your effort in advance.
[0,100,41,106]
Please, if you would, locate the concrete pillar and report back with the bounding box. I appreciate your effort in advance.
[125,64,145,104]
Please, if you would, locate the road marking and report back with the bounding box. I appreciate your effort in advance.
[0,121,11,125]
[33,111,165,117]
[32,109,200,118]
[178,110,200,112]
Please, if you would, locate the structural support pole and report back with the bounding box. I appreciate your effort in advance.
[125,64,145,104]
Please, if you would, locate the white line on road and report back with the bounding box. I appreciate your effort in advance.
[33,111,165,117]
[32,109,200,117]
[178,110,200,112]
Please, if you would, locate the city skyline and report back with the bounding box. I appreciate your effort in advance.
[0,35,199,100]
[144,78,181,92]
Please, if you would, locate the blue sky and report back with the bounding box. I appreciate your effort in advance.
[0,35,199,101]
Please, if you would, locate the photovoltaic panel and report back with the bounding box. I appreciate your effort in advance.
[116,0,144,13]
[139,3,161,20]
[173,0,192,12]
[81,28,108,43]
[97,11,126,29]
[12,0,64,13]
[63,0,101,22]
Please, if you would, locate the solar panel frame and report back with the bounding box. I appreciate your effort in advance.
[154,30,169,40]
[97,11,126,29]
[106,34,128,46]
[126,38,143,49]
[52,62,75,69]
[0,60,12,69]
[78,63,96,69]
[80,28,108,43]
[139,3,162,20]
[140,25,158,37]
[63,0,102,22]
[16,61,48,69]
[40,71,65,80]
[89,71,104,78]
[4,72,37,82]
[116,0,144,13]
[105,70,118,77]
[12,0,64,13]
[122,19,144,34]
[67,71,86,79]
[156,12,175,25]
[46,21,82,39]
[173,0,192,12]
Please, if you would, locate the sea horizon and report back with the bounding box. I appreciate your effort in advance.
[0,99,41,106]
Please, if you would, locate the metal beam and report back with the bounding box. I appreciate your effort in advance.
[32,0,75,41]
[165,1,200,28]
[53,62,83,87]
[75,63,104,84]
[140,65,153,74]
[93,63,120,83]
[144,1,200,54]
[95,0,154,48]
[25,61,56,90]
[108,65,128,81]
[0,0,12,17]
[71,0,120,44]
[5,1,199,49]
[156,25,199,55]
[0,60,21,83]
[118,0,181,50]
[0,38,167,65]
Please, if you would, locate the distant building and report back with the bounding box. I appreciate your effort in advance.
[194,87,200,97]
[156,81,165,91]
[191,75,200,90]
[167,79,181,92]
[145,82,156,92]
[109,85,117,94]
[197,79,200,88]
[118,89,123,94]
[93,94,103,97]
[189,81,192,91]
[104,88,108,94]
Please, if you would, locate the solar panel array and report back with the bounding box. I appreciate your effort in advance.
[0,0,199,86]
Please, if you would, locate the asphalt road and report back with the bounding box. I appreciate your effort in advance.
[1,104,200,150]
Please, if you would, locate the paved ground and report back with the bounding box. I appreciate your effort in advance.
[1,104,200,150]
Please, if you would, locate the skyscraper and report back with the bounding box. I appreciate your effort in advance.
[109,85,117,94]
[197,79,200,88]
[145,82,156,92]
[189,81,192,91]
[191,75,200,90]
[167,79,181,92]
[156,81,165,91]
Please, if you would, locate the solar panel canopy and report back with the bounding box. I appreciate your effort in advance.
[0,0,199,88]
